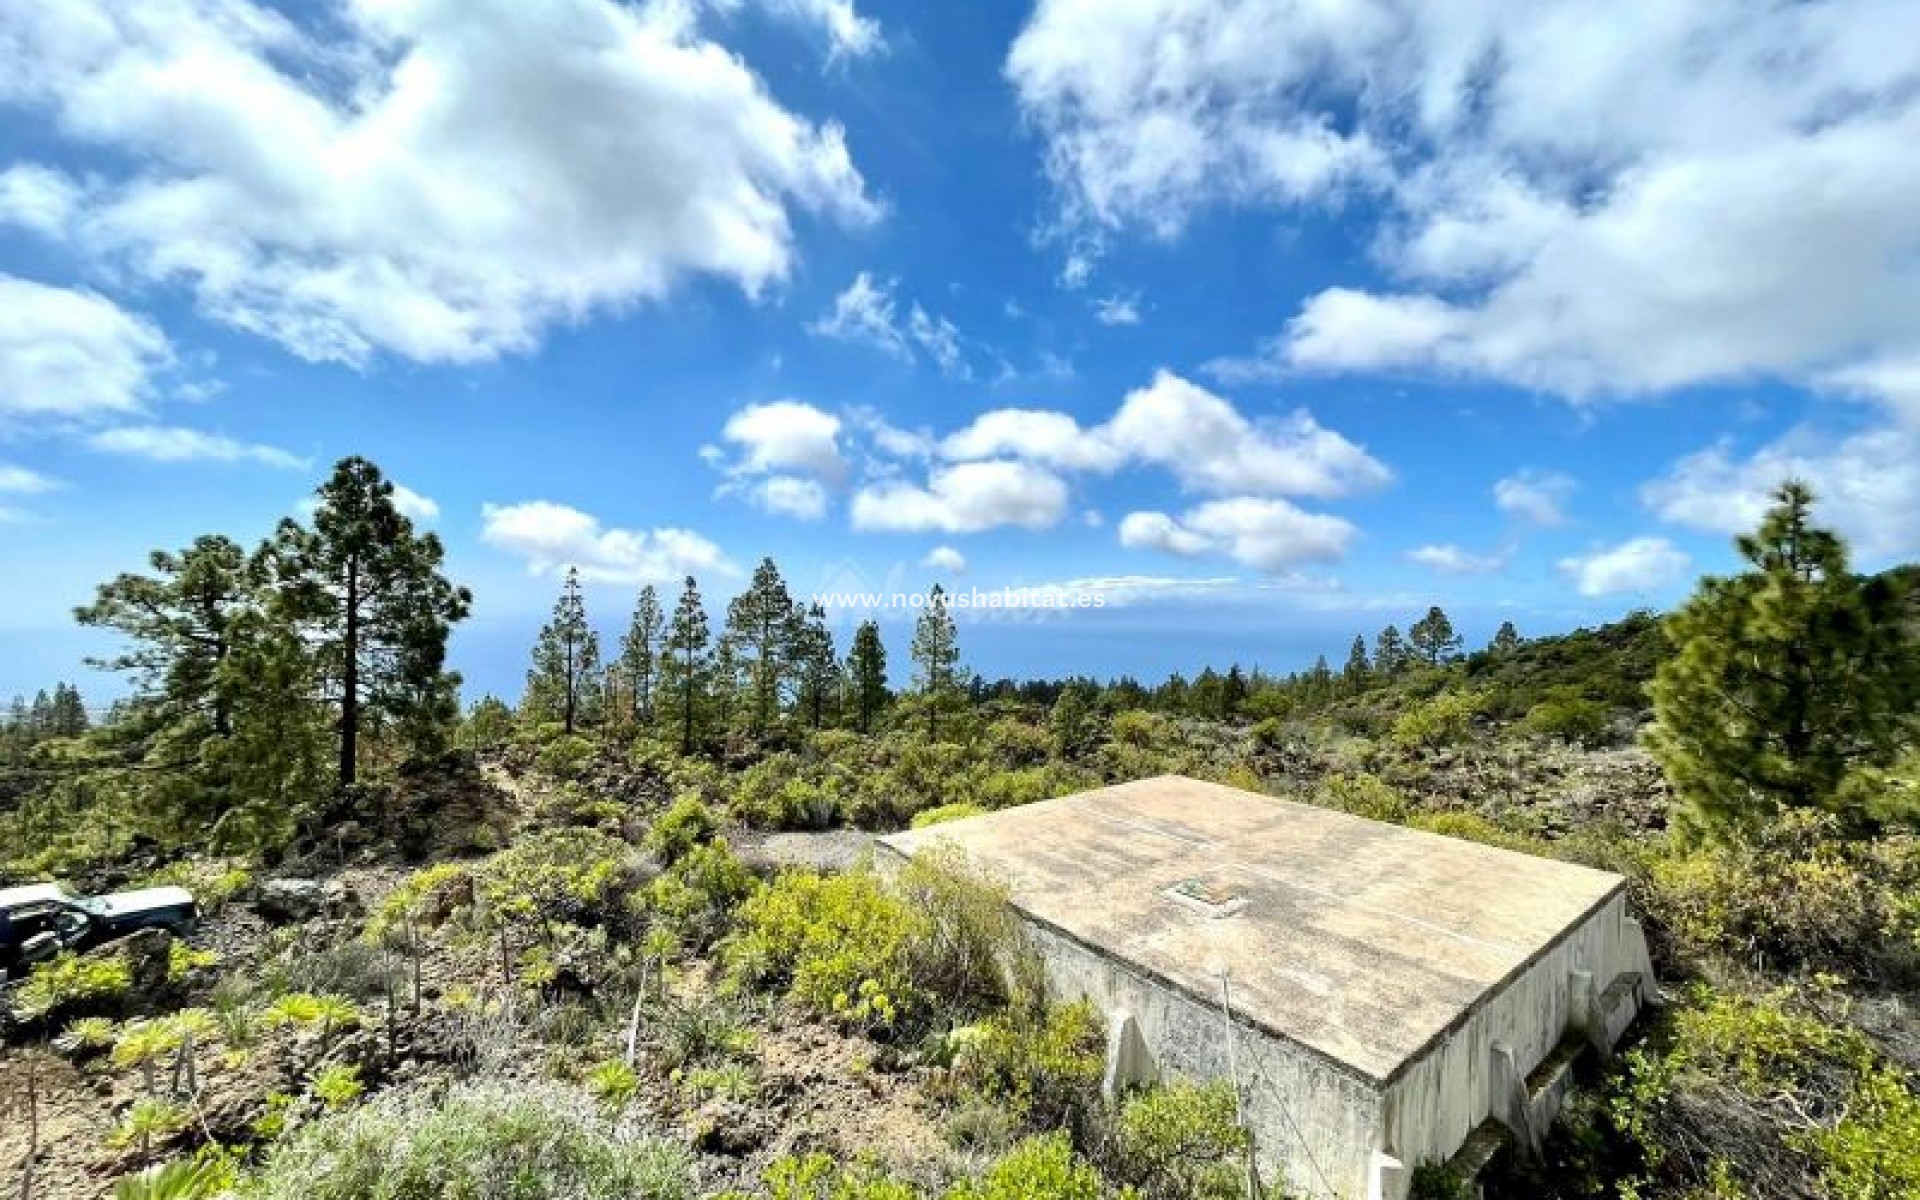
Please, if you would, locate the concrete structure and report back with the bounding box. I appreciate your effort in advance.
[878,775,1653,1200]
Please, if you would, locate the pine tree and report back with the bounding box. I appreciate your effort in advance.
[1649,482,1918,838]
[662,576,711,755]
[1409,606,1463,666]
[846,620,889,733]
[724,558,798,738]
[1489,620,1522,656]
[1222,665,1249,717]
[269,457,470,785]
[526,567,601,735]
[619,585,665,725]
[1374,625,1409,675]
[1343,635,1371,693]
[791,604,837,730]
[910,586,961,739]
[76,534,258,737]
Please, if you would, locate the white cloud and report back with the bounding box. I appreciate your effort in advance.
[0,0,875,366]
[940,409,1125,472]
[1009,0,1920,412]
[1494,469,1575,526]
[1101,372,1389,498]
[850,460,1069,534]
[1559,537,1691,597]
[742,0,881,59]
[0,275,169,424]
[1120,497,1355,573]
[481,500,735,585]
[1407,543,1508,575]
[750,475,829,520]
[923,545,966,574]
[1007,1,1385,238]
[941,371,1389,500]
[1093,295,1141,326]
[86,424,305,469]
[0,464,59,494]
[721,400,845,480]
[810,273,970,377]
[391,484,440,523]
[1643,423,1920,561]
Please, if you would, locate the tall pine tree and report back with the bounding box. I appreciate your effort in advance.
[724,558,797,738]
[791,604,837,730]
[1648,482,1918,839]
[269,457,470,785]
[1409,606,1462,666]
[526,567,601,734]
[619,584,665,725]
[846,620,889,733]
[662,576,711,754]
[910,586,960,739]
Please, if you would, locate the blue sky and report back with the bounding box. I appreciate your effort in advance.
[1,0,1917,703]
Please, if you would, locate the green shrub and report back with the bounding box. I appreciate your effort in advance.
[1113,1081,1249,1200]
[1516,689,1614,748]
[760,1153,917,1200]
[477,827,636,930]
[645,837,755,949]
[108,1097,190,1156]
[950,1002,1104,1132]
[364,861,471,941]
[1390,690,1483,751]
[239,1082,693,1200]
[724,869,923,1032]
[911,802,987,829]
[536,734,597,780]
[1314,772,1410,823]
[646,793,718,865]
[1109,709,1176,751]
[1644,813,1920,978]
[943,1133,1100,1200]
[1409,811,1550,856]
[13,952,133,1021]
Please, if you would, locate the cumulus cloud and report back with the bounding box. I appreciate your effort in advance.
[1407,543,1508,575]
[481,500,735,585]
[850,461,1069,533]
[749,475,829,520]
[391,485,440,523]
[742,0,882,59]
[923,545,966,574]
[0,463,60,494]
[940,409,1125,472]
[810,273,971,377]
[1119,498,1355,573]
[0,0,876,366]
[1009,0,1920,415]
[1642,423,1920,561]
[0,275,170,424]
[1494,469,1576,526]
[87,425,305,469]
[941,371,1388,498]
[720,401,845,480]
[1559,537,1690,597]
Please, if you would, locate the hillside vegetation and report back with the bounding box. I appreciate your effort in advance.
[3,464,1918,1200]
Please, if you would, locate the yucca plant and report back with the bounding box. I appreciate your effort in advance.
[586,1058,640,1112]
[107,1097,188,1162]
[56,1015,119,1057]
[110,1156,222,1200]
[307,1062,364,1111]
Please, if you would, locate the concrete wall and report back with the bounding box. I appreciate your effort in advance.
[1378,891,1654,1176]
[1026,920,1386,1200]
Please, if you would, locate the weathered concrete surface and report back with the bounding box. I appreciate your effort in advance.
[881,774,1627,1083]
[880,775,1655,1200]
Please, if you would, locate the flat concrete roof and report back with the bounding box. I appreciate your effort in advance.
[879,775,1626,1085]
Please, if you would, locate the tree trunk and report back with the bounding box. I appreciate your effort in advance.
[340,559,360,786]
